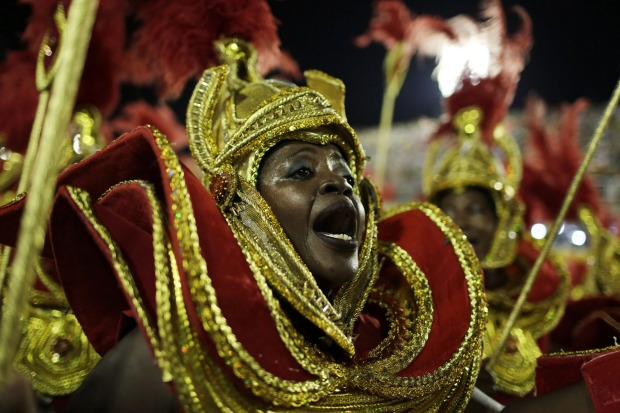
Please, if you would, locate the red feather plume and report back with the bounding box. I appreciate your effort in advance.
[0,0,127,152]
[355,0,455,70]
[0,0,300,155]
[123,0,301,98]
[105,102,187,148]
[519,96,610,227]
[0,50,39,153]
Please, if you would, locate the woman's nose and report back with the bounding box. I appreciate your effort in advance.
[318,174,353,197]
[450,211,470,230]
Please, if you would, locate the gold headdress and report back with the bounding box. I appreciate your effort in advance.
[186,38,376,356]
[423,106,524,268]
[187,39,365,204]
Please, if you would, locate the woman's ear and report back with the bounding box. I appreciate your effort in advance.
[359,177,381,218]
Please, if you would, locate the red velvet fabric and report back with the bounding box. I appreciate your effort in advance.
[581,348,620,413]
[0,196,25,246]
[536,346,620,410]
[507,238,563,303]
[49,188,131,354]
[378,208,474,376]
[0,196,55,258]
[551,296,620,351]
[0,127,478,393]
[180,156,312,382]
[536,352,595,396]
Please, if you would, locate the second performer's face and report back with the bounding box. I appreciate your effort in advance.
[258,141,366,293]
[436,187,497,260]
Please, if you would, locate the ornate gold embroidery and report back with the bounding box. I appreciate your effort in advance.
[13,259,100,396]
[14,306,100,396]
[422,108,524,270]
[375,202,485,406]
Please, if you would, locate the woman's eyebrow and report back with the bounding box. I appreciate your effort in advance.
[285,146,318,161]
[328,151,348,167]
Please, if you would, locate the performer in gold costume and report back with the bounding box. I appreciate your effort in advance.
[373,0,569,401]
[402,1,619,410]
[0,38,486,412]
[519,96,620,353]
[424,106,570,404]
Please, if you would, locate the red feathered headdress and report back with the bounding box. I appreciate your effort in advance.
[426,0,533,144]
[355,0,455,58]
[123,0,301,98]
[0,0,127,153]
[355,0,456,92]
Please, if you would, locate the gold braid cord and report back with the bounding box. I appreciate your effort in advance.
[64,126,485,412]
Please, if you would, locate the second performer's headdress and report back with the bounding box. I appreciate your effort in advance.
[422,0,532,268]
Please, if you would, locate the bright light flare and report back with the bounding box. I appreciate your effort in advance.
[531,223,547,240]
[436,40,490,97]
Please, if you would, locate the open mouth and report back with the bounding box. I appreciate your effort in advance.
[313,200,358,249]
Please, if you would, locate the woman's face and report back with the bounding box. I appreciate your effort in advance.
[258,142,366,292]
[436,187,498,260]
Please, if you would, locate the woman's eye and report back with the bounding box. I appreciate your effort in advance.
[469,204,488,215]
[289,166,313,180]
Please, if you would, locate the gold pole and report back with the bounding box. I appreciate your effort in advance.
[0,0,99,383]
[487,78,620,370]
[0,6,67,299]
[374,43,410,192]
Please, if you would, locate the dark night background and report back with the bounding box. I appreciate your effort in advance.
[267,0,620,127]
[2,1,620,128]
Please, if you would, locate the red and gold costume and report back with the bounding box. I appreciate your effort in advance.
[0,108,105,403]
[0,39,486,412]
[412,0,571,399]
[518,95,620,413]
[423,107,570,399]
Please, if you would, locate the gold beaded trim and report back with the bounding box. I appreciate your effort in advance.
[151,127,347,407]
